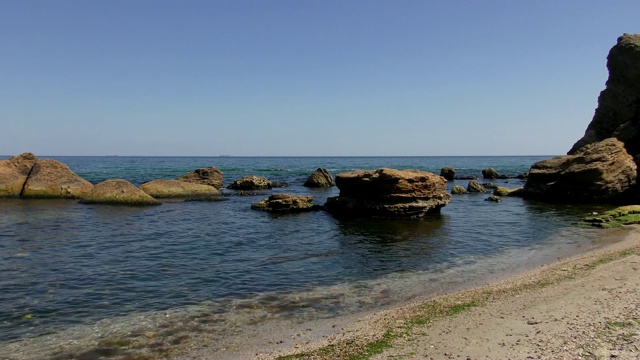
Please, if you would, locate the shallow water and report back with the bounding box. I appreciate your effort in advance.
[0,156,615,358]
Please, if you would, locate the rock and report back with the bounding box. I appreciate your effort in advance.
[485,195,501,202]
[270,181,289,188]
[0,153,37,197]
[140,179,220,198]
[575,205,640,228]
[176,167,223,189]
[21,159,93,199]
[493,186,513,196]
[80,179,160,206]
[451,185,467,194]
[304,168,335,187]
[324,168,451,219]
[482,168,499,179]
[516,172,529,179]
[524,138,636,203]
[467,180,486,193]
[228,176,272,190]
[440,167,456,181]
[483,182,497,190]
[569,34,640,157]
[251,194,321,213]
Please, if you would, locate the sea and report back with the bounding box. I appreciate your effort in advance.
[0,156,616,359]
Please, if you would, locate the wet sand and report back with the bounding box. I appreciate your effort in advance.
[182,225,640,359]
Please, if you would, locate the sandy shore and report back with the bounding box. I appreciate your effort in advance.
[185,225,640,360]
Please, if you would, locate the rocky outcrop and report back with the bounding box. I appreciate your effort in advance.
[0,152,37,197]
[569,34,640,157]
[251,194,321,213]
[524,138,636,203]
[451,185,467,194]
[304,168,335,187]
[140,179,220,198]
[21,159,93,199]
[466,180,485,193]
[324,168,450,219]
[440,167,456,181]
[176,167,223,189]
[523,34,640,203]
[80,179,160,206]
[228,176,272,190]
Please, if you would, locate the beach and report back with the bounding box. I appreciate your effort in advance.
[185,225,640,360]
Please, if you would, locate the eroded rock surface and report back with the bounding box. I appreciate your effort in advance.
[140,179,220,198]
[21,159,93,199]
[177,167,224,189]
[304,168,335,187]
[251,194,321,212]
[324,168,450,219]
[228,176,272,190]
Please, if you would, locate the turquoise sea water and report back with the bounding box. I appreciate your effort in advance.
[0,156,613,358]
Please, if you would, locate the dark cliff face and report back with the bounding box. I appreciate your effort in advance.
[569,34,640,159]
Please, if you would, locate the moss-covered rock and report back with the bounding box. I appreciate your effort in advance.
[467,180,485,193]
[451,185,467,194]
[493,186,512,196]
[576,205,640,228]
[485,195,501,202]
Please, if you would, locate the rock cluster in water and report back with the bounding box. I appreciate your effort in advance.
[524,34,640,203]
[251,194,321,213]
[325,168,451,219]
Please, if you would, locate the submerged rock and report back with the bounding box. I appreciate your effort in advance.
[304,168,335,187]
[80,179,160,206]
[485,195,501,202]
[140,179,220,199]
[576,205,640,228]
[228,176,272,190]
[21,159,93,199]
[177,167,224,189]
[251,194,321,213]
[324,168,450,219]
[451,185,467,195]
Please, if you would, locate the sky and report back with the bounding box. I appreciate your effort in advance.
[2,1,639,156]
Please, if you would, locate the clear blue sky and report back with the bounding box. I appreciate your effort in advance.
[2,1,639,156]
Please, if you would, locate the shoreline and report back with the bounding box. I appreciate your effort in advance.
[181,225,640,359]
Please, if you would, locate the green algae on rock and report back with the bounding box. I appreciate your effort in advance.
[576,205,640,228]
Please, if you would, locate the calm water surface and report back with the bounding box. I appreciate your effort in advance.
[0,156,613,358]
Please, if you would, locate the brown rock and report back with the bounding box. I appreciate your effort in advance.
[482,168,499,179]
[140,179,220,198]
[21,159,93,199]
[251,194,321,212]
[0,152,38,197]
[228,176,272,190]
[524,138,636,203]
[80,179,160,206]
[176,167,224,189]
[325,168,450,219]
[570,34,640,156]
[304,168,335,187]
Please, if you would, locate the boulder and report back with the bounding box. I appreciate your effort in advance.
[485,195,501,202]
[440,167,456,181]
[482,168,499,179]
[251,194,321,213]
[140,179,220,198]
[524,138,636,203]
[451,185,467,195]
[304,168,335,187]
[176,167,223,189]
[80,179,160,206]
[21,159,93,199]
[467,180,486,193]
[0,153,37,197]
[324,168,450,219]
[228,176,272,190]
